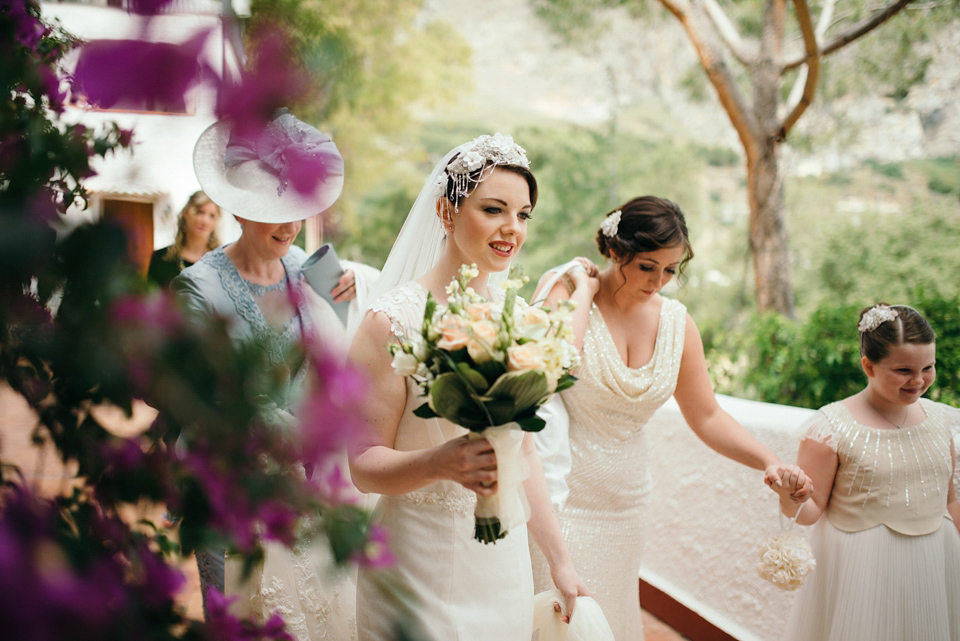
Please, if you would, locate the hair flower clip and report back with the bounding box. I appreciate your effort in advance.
[600,210,621,238]
[858,305,899,333]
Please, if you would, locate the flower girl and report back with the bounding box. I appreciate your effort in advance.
[780,304,960,641]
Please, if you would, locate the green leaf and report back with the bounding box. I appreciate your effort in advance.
[428,372,492,429]
[516,415,546,432]
[483,397,516,426]
[455,362,490,393]
[412,402,438,419]
[485,370,549,414]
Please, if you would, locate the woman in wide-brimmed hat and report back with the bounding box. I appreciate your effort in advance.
[174,111,359,639]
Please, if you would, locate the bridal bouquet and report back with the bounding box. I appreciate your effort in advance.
[390,265,579,543]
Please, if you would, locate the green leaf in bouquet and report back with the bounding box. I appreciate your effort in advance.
[486,370,549,415]
[412,402,439,419]
[422,292,437,336]
[476,358,507,383]
[554,373,578,393]
[515,414,546,433]
[455,362,489,393]
[429,373,490,429]
[482,397,516,426]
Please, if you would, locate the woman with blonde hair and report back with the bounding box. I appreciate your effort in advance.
[147,190,221,287]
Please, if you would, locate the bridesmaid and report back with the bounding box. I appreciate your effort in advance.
[530,195,811,641]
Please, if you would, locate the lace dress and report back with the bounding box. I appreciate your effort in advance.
[175,246,359,639]
[356,281,534,641]
[782,399,960,641]
[532,298,687,641]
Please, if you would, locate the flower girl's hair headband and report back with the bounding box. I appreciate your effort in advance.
[857,303,935,362]
[858,304,899,333]
[438,133,530,209]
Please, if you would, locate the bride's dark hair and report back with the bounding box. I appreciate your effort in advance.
[596,196,693,281]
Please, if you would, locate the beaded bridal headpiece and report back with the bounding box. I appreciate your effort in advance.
[858,304,899,333]
[439,133,529,209]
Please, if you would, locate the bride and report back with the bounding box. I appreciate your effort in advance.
[347,134,590,640]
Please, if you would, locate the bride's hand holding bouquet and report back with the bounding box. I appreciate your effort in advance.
[389,264,579,543]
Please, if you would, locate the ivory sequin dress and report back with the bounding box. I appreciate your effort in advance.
[356,281,534,641]
[782,399,960,641]
[533,297,687,641]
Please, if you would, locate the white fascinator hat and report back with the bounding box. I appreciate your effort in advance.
[193,110,344,224]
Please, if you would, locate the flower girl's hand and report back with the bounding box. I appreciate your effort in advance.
[765,464,813,503]
[434,435,498,496]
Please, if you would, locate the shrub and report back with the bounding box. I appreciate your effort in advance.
[726,293,960,409]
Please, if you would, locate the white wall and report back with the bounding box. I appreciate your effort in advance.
[42,2,243,248]
[640,395,814,641]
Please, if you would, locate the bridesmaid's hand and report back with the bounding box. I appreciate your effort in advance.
[570,257,600,296]
[765,463,814,504]
[550,562,592,624]
[331,269,357,303]
[431,435,498,496]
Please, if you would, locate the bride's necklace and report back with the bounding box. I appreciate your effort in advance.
[243,273,287,296]
[865,398,908,429]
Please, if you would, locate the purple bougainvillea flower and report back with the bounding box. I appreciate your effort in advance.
[72,30,212,111]
[315,464,360,506]
[133,542,185,607]
[126,0,174,16]
[353,524,395,569]
[257,500,299,546]
[297,349,368,466]
[202,586,294,641]
[216,26,308,141]
[3,0,47,50]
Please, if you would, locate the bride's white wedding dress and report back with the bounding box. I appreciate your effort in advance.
[356,281,534,641]
[532,297,686,641]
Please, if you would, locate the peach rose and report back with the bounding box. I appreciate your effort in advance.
[436,315,470,351]
[507,343,546,372]
[467,319,499,363]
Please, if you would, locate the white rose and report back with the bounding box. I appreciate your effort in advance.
[515,306,551,341]
[391,350,419,377]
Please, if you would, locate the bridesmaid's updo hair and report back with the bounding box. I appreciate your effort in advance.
[858,303,935,363]
[596,196,693,280]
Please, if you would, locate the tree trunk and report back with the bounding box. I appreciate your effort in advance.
[747,141,795,317]
[747,0,795,318]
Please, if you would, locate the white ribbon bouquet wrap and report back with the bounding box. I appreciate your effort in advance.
[756,503,816,590]
[390,265,580,543]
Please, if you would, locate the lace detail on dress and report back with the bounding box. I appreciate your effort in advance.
[392,488,476,518]
[205,247,313,370]
[245,533,358,641]
[201,247,313,407]
[369,281,428,340]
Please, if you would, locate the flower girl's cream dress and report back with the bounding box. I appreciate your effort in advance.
[782,399,960,641]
